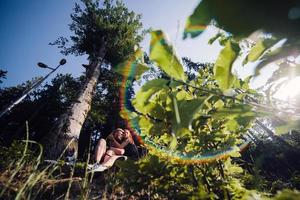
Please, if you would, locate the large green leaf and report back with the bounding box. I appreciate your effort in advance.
[243,37,279,65]
[183,0,211,39]
[214,40,240,91]
[171,98,206,135]
[132,79,168,114]
[150,30,186,81]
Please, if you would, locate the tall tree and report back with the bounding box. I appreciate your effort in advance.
[0,70,7,85]
[46,0,144,159]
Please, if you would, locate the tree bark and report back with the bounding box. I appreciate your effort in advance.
[44,45,105,160]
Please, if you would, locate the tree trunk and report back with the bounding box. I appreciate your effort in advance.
[44,46,105,160]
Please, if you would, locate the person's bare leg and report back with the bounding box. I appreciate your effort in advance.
[102,150,114,163]
[95,139,106,163]
[110,147,125,155]
[102,149,126,167]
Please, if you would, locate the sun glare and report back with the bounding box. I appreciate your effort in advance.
[273,76,300,101]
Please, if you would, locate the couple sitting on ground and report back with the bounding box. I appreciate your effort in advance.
[91,128,144,171]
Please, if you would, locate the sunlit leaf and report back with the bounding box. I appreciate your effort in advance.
[228,147,241,158]
[147,103,165,120]
[208,33,223,45]
[176,128,191,137]
[138,116,153,136]
[120,109,137,120]
[169,136,177,150]
[223,89,236,97]
[175,90,194,101]
[115,49,149,80]
[214,104,255,119]
[171,98,206,135]
[225,119,239,131]
[183,0,210,39]
[214,99,224,109]
[132,79,168,114]
[236,116,256,127]
[150,30,186,81]
[116,63,149,80]
[243,37,279,65]
[233,76,252,91]
[214,40,240,91]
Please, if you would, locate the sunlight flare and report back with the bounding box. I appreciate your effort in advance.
[274,76,300,101]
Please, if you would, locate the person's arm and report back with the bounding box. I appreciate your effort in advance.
[107,133,123,148]
[119,130,134,148]
[119,138,131,148]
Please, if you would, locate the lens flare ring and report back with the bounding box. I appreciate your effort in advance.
[118,53,251,164]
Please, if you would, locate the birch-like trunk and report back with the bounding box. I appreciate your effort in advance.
[44,46,105,159]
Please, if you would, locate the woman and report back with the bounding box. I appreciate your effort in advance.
[92,128,133,171]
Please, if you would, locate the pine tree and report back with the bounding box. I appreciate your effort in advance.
[46,0,144,159]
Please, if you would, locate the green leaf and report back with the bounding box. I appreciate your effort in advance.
[146,102,166,120]
[115,50,149,80]
[169,136,178,150]
[138,116,153,136]
[171,98,206,135]
[208,33,223,45]
[175,90,193,101]
[214,104,255,119]
[241,76,252,90]
[120,109,137,120]
[227,146,241,158]
[132,79,168,114]
[213,99,224,109]
[214,40,240,91]
[225,119,239,131]
[149,121,168,136]
[150,30,186,81]
[176,128,191,137]
[243,37,279,65]
[183,0,211,39]
[178,98,206,128]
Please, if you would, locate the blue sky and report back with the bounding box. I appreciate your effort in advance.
[0,0,223,87]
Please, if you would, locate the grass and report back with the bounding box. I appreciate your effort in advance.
[2,123,300,199]
[0,121,127,200]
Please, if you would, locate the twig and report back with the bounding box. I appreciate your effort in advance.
[44,177,82,185]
